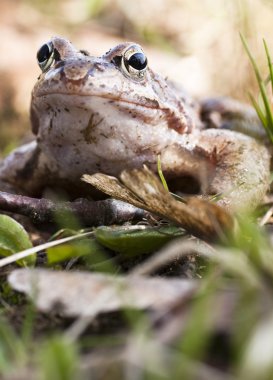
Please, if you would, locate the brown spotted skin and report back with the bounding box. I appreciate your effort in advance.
[0,36,270,211]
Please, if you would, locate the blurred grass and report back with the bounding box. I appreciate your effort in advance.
[3,210,273,379]
[39,336,80,380]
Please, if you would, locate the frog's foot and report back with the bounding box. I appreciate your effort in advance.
[200,97,267,140]
[0,141,55,195]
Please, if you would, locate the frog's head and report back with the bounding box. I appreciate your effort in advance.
[30,37,198,178]
[31,37,195,136]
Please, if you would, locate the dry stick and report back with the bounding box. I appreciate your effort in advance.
[0,191,149,225]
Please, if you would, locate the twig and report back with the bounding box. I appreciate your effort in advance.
[0,191,150,225]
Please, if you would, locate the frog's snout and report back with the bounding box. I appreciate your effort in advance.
[63,60,91,82]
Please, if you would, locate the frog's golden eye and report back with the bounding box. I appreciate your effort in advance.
[37,42,55,72]
[121,45,148,80]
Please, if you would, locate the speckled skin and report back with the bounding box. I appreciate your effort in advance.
[0,37,270,211]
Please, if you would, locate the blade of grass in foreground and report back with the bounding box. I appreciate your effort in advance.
[249,93,267,127]
[240,33,273,142]
[263,39,273,97]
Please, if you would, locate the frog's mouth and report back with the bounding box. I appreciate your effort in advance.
[35,92,190,134]
[36,91,161,110]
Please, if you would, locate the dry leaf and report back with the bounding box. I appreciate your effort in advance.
[8,269,197,317]
[83,173,146,209]
[82,166,233,241]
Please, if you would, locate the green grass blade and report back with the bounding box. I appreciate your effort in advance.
[157,154,169,191]
[240,34,263,82]
[249,93,267,128]
[241,34,273,142]
[263,39,273,96]
[259,81,273,133]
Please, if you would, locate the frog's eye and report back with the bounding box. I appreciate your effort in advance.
[37,42,55,72]
[121,45,148,80]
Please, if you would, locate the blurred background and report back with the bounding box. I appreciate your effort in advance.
[1,0,273,154]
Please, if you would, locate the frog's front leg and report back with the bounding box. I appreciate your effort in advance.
[161,129,270,212]
[195,129,269,211]
[0,141,55,195]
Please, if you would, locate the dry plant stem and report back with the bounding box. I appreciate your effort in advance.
[0,191,149,225]
[83,167,234,242]
[130,236,260,287]
[0,231,94,267]
[259,205,273,226]
[130,237,214,276]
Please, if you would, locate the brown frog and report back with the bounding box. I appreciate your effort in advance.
[0,36,270,211]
